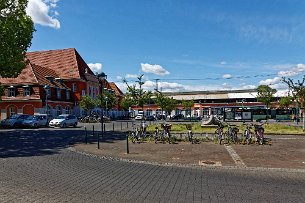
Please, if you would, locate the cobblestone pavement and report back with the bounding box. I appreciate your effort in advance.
[1,128,305,202]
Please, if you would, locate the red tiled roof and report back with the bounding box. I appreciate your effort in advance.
[0,63,38,85]
[0,63,68,89]
[26,48,94,80]
[109,82,124,96]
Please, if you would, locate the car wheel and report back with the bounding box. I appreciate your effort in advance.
[34,123,38,128]
[73,122,77,128]
[62,123,67,128]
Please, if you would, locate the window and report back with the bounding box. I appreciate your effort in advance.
[24,87,31,96]
[45,105,51,115]
[56,106,62,116]
[56,88,61,99]
[8,87,15,97]
[89,86,92,97]
[81,90,86,96]
[9,106,16,115]
[45,88,51,98]
[72,83,77,92]
[66,90,70,100]
[65,106,71,114]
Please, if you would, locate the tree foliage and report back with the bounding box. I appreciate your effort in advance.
[282,76,305,108]
[256,85,277,108]
[123,74,152,109]
[155,92,177,115]
[96,89,117,110]
[0,0,35,77]
[279,96,293,109]
[79,95,95,114]
[181,100,194,116]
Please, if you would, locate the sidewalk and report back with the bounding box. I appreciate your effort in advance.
[73,132,305,170]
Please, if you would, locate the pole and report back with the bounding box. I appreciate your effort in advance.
[113,122,115,132]
[126,134,129,154]
[85,126,88,144]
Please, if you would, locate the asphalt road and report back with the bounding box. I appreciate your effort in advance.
[1,127,305,203]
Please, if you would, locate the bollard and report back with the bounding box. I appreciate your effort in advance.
[126,134,129,154]
[92,125,95,136]
[113,122,115,132]
[127,121,129,128]
[121,122,123,130]
[104,123,106,134]
[96,125,100,149]
[84,126,88,144]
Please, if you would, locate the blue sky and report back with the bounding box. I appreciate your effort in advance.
[26,0,305,94]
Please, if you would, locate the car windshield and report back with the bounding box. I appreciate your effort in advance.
[25,116,34,120]
[56,116,66,119]
[9,114,19,119]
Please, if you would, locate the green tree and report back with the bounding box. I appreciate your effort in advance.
[123,74,152,118]
[96,90,117,110]
[182,100,194,118]
[79,95,96,115]
[163,97,177,116]
[0,0,35,77]
[279,96,293,109]
[282,76,305,130]
[155,92,177,119]
[256,85,276,120]
[120,96,134,111]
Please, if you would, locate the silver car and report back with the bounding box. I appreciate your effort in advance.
[49,114,78,128]
[22,115,49,128]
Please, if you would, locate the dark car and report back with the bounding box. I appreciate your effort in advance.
[146,115,156,121]
[156,114,166,120]
[1,114,31,128]
[171,114,184,120]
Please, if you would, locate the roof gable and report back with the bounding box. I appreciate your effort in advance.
[0,63,38,85]
[26,48,94,80]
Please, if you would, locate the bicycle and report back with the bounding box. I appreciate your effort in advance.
[242,122,252,145]
[214,122,224,144]
[224,122,239,144]
[161,123,173,144]
[254,123,265,145]
[154,127,159,144]
[186,124,194,144]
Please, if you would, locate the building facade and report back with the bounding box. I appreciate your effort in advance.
[0,48,124,119]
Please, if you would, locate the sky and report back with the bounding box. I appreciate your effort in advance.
[25,0,305,94]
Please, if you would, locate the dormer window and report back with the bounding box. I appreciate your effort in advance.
[8,87,15,97]
[66,90,70,100]
[72,83,77,92]
[57,88,61,99]
[23,86,31,96]
[45,76,54,83]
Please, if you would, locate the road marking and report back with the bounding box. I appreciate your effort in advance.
[224,145,247,168]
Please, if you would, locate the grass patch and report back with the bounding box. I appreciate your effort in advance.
[146,122,305,135]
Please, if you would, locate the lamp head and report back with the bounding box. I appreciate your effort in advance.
[98,72,107,80]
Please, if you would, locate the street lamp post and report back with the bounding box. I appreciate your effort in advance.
[44,85,49,114]
[98,72,107,149]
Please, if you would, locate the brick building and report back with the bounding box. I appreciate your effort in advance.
[0,48,124,119]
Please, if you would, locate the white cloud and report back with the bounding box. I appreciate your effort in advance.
[88,63,102,74]
[259,63,305,91]
[222,74,232,79]
[125,74,139,79]
[220,61,227,65]
[277,64,305,77]
[26,0,61,29]
[141,63,170,76]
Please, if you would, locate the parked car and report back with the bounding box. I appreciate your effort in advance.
[22,115,49,128]
[49,114,78,128]
[171,114,184,120]
[135,114,144,120]
[1,114,30,128]
[156,114,166,120]
[145,115,156,121]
